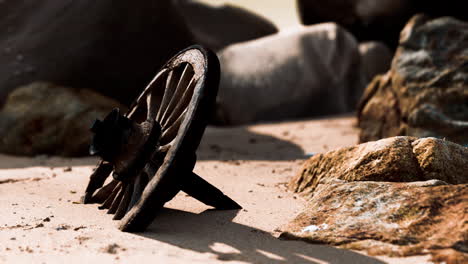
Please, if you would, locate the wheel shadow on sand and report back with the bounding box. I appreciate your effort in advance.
[138,208,385,264]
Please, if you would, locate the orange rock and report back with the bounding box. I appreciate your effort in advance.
[281,180,468,263]
[290,137,467,194]
[285,136,467,263]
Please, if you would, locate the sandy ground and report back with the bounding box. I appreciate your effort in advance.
[0,115,432,263]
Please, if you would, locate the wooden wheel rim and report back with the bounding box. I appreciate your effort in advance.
[82,45,220,232]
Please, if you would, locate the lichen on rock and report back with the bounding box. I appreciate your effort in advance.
[282,180,468,263]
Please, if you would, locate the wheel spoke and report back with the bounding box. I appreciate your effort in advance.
[128,173,149,211]
[160,109,187,145]
[143,162,158,181]
[126,104,139,119]
[160,64,194,125]
[113,183,134,220]
[91,179,119,204]
[158,144,171,154]
[127,100,148,124]
[99,182,122,210]
[127,69,167,120]
[156,69,178,122]
[108,185,125,214]
[146,89,161,121]
[83,162,113,203]
[161,77,196,129]
[146,145,170,180]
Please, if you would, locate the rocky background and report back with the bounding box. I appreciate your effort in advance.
[358,15,468,146]
[1,0,466,155]
[0,1,466,263]
[0,82,126,156]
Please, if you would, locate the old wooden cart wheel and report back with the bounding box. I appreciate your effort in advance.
[82,45,241,232]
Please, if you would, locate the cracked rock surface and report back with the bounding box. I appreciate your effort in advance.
[290,136,467,194]
[283,136,467,264]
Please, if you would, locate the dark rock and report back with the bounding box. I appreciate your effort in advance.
[281,180,468,263]
[0,0,193,106]
[358,42,393,84]
[290,136,468,195]
[0,82,126,156]
[174,0,278,51]
[358,15,468,145]
[357,73,405,141]
[214,23,365,125]
[297,0,468,48]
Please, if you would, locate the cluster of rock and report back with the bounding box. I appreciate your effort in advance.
[281,136,467,263]
[358,15,468,146]
[0,0,279,107]
[0,0,393,155]
[0,1,466,156]
[272,13,468,263]
[0,3,466,263]
[0,0,193,106]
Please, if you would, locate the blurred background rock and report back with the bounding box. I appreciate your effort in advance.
[0,0,466,155]
[197,0,300,30]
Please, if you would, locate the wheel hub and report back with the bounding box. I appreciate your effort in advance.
[90,108,162,183]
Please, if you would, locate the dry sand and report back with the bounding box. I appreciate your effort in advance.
[0,115,432,263]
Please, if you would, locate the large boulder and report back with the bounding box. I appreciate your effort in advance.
[281,180,468,263]
[0,0,193,106]
[291,136,468,194]
[358,42,393,83]
[283,136,468,263]
[214,23,366,125]
[358,15,468,145]
[173,0,278,51]
[297,0,468,48]
[0,82,126,156]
